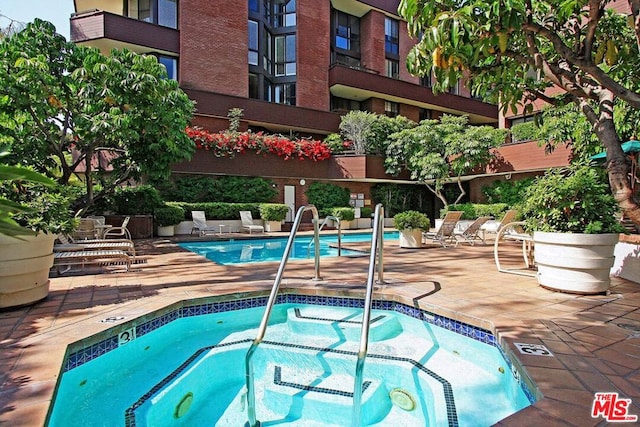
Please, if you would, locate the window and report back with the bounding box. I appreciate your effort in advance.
[385,59,399,79]
[385,18,399,56]
[157,55,177,80]
[331,96,361,113]
[332,10,360,68]
[420,75,432,88]
[267,0,296,27]
[274,34,296,76]
[384,101,399,117]
[126,0,177,29]
[248,20,259,65]
[448,79,460,95]
[267,82,296,105]
[249,0,297,104]
[419,108,432,121]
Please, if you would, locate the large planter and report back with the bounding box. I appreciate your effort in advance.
[0,233,57,308]
[156,225,175,237]
[263,220,282,232]
[534,232,619,294]
[399,229,423,248]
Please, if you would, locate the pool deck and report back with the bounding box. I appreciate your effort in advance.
[1,230,639,426]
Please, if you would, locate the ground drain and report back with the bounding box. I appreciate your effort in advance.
[617,323,640,333]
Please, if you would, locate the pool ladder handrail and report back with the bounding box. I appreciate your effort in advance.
[308,215,342,256]
[245,204,322,427]
[351,203,384,427]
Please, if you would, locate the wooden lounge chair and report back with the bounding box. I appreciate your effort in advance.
[240,211,264,234]
[453,216,490,246]
[423,211,463,247]
[190,211,217,236]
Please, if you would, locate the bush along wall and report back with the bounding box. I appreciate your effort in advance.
[439,203,509,219]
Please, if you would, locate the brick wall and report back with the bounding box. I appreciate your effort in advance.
[179,0,248,96]
[360,10,385,75]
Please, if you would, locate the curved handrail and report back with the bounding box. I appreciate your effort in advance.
[308,215,342,256]
[245,205,321,427]
[351,203,385,426]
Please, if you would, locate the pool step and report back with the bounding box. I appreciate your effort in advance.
[287,307,402,342]
[262,363,391,425]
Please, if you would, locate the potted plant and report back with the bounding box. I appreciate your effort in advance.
[0,161,75,308]
[331,207,355,230]
[154,204,185,237]
[259,203,289,232]
[393,210,430,248]
[519,165,625,294]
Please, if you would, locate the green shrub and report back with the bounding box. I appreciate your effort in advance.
[305,182,350,211]
[360,206,373,218]
[481,178,535,206]
[259,203,289,221]
[111,185,164,215]
[393,210,430,231]
[154,204,185,226]
[371,183,433,217]
[331,207,355,221]
[510,121,540,143]
[440,203,509,219]
[152,175,277,203]
[519,165,624,234]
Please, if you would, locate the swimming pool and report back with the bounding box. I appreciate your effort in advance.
[47,292,534,426]
[179,231,400,265]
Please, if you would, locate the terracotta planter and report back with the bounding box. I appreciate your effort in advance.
[0,233,56,308]
[399,229,423,248]
[534,232,619,294]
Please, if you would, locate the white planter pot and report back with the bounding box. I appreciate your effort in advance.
[0,233,56,308]
[157,225,175,237]
[533,232,619,294]
[399,229,423,248]
[264,221,282,232]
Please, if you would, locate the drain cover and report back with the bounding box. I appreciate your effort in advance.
[98,316,126,324]
[617,323,640,333]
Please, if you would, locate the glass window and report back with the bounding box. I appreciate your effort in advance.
[420,75,432,88]
[334,11,359,53]
[273,83,296,105]
[385,18,399,56]
[138,0,152,22]
[249,20,259,65]
[274,34,296,76]
[385,59,399,79]
[448,80,460,95]
[249,73,259,99]
[419,108,432,121]
[158,0,177,28]
[384,101,399,118]
[249,0,259,13]
[158,55,177,80]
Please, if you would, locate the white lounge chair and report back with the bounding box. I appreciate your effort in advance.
[423,211,463,247]
[240,211,264,234]
[454,216,490,246]
[191,211,217,236]
[103,216,131,240]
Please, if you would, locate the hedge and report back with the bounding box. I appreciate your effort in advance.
[439,203,509,220]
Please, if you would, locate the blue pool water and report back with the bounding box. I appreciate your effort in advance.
[178,231,400,265]
[47,294,533,426]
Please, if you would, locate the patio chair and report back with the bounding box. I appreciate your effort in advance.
[423,211,463,247]
[453,216,490,246]
[493,220,536,277]
[240,211,264,234]
[53,248,131,274]
[191,211,217,236]
[482,209,519,238]
[56,234,136,258]
[72,218,98,240]
[103,216,131,240]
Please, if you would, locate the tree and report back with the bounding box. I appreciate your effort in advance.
[0,19,195,213]
[398,0,640,223]
[385,114,506,207]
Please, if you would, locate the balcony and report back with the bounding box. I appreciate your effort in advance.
[70,10,179,55]
[328,63,498,124]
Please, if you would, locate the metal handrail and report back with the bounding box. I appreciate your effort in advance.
[308,215,342,256]
[245,205,321,427]
[351,203,385,426]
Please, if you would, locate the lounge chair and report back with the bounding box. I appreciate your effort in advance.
[191,211,217,236]
[104,216,131,240]
[53,248,131,274]
[72,218,99,240]
[423,211,463,247]
[482,209,519,237]
[240,211,264,234]
[56,234,136,258]
[453,216,490,246]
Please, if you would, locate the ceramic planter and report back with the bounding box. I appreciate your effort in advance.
[399,229,423,248]
[157,225,175,237]
[0,233,57,308]
[263,220,282,232]
[533,232,619,294]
